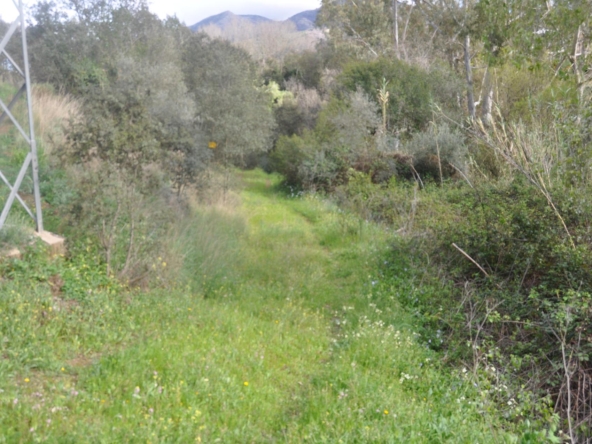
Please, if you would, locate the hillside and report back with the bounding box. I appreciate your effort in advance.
[190,9,319,32]
[286,9,319,31]
[189,11,271,32]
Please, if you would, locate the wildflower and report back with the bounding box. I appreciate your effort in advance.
[243,381,249,386]
[384,410,389,415]
[24,378,30,383]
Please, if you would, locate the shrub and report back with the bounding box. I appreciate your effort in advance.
[270,134,310,186]
[54,161,180,285]
[273,80,323,139]
[404,123,467,181]
[339,58,433,134]
[416,178,592,437]
[281,50,326,89]
[271,89,384,190]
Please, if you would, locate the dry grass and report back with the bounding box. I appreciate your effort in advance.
[32,85,80,154]
[190,167,243,212]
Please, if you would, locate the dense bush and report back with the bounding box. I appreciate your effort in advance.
[369,177,592,436]
[269,134,310,186]
[339,58,434,134]
[431,179,592,436]
[281,50,326,90]
[182,35,276,165]
[273,80,323,139]
[334,164,592,435]
[271,89,385,189]
[404,122,467,180]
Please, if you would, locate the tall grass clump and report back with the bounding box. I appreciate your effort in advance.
[32,84,81,156]
[0,213,33,252]
[170,205,245,295]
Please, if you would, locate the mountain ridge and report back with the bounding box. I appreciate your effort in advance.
[189,9,319,32]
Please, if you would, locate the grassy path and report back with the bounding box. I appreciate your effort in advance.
[0,170,511,442]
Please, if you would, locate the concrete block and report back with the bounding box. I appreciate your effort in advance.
[35,231,66,257]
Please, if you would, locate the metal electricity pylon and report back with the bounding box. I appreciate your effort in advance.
[0,0,43,233]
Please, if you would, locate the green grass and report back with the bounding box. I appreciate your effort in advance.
[0,169,527,442]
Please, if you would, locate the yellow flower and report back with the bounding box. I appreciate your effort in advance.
[243,381,249,386]
[24,378,30,383]
[383,410,389,415]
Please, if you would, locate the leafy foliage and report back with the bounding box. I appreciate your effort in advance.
[182,35,275,165]
[3,0,592,436]
[271,90,385,189]
[339,58,434,134]
[404,123,467,180]
[318,0,393,59]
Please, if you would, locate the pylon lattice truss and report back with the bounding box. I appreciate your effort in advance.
[0,0,43,233]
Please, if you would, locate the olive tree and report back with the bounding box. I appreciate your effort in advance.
[182,34,276,165]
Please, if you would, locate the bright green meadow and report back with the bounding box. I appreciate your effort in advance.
[0,170,521,442]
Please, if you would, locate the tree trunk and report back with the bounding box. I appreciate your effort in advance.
[464,34,476,120]
[571,24,585,124]
[392,0,399,57]
[401,3,414,60]
[480,67,493,126]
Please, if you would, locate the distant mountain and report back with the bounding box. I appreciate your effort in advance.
[190,9,319,33]
[189,11,271,32]
[287,9,319,31]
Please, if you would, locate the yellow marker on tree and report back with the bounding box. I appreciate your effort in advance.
[208,141,218,149]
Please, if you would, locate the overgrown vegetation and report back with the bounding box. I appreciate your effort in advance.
[1,0,592,440]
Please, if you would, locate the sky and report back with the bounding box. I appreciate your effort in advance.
[1,0,322,26]
[150,0,321,26]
